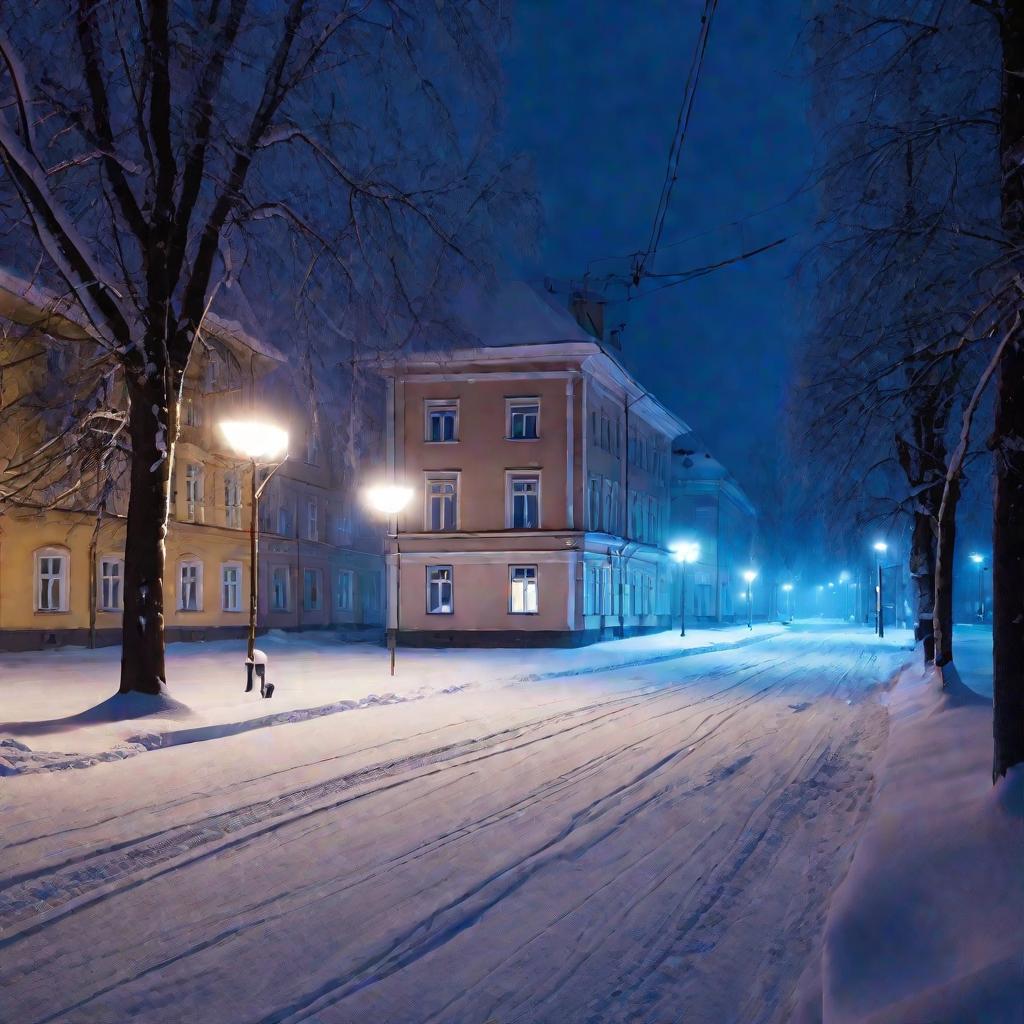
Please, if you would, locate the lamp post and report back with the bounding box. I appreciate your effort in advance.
[873,541,888,637]
[670,540,700,637]
[782,582,793,623]
[364,483,414,675]
[743,569,757,630]
[969,553,986,620]
[219,420,289,687]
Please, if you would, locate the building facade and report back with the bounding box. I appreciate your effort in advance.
[0,274,383,651]
[670,444,759,622]
[380,285,687,646]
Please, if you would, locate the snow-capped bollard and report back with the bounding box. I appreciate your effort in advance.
[245,649,273,697]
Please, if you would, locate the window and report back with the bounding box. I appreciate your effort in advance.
[307,499,318,541]
[508,474,540,529]
[509,565,538,614]
[271,566,290,611]
[427,565,453,614]
[179,560,202,611]
[508,399,540,440]
[277,503,292,537]
[648,497,658,545]
[221,563,242,612]
[185,463,203,522]
[99,556,123,611]
[35,548,68,612]
[426,475,458,531]
[585,564,601,615]
[600,415,611,451]
[303,569,322,611]
[425,400,458,442]
[609,482,620,535]
[183,397,201,427]
[603,481,613,533]
[588,477,601,530]
[205,351,220,391]
[337,569,354,611]
[224,473,242,529]
[305,430,320,466]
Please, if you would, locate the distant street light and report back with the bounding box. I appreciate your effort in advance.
[743,569,757,630]
[670,540,700,637]
[969,553,988,620]
[364,482,415,675]
[219,420,289,691]
[781,582,794,623]
[873,541,888,636]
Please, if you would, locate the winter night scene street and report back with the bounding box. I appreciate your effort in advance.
[0,3,1022,1024]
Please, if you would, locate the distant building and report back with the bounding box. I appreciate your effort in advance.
[670,442,759,622]
[0,273,382,650]
[379,283,687,646]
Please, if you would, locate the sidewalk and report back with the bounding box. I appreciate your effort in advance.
[0,623,784,774]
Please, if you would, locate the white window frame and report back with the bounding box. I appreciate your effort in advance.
[179,559,203,612]
[98,554,124,612]
[184,463,204,523]
[426,565,454,614]
[271,565,290,611]
[509,564,539,614]
[224,472,242,529]
[424,472,459,531]
[506,471,541,530]
[307,498,318,542]
[507,397,541,441]
[337,569,355,611]
[34,546,69,612]
[303,568,323,611]
[221,562,243,612]
[424,398,459,443]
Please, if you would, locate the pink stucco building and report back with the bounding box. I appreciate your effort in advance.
[379,284,687,647]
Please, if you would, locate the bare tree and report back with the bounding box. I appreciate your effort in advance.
[0,1,532,697]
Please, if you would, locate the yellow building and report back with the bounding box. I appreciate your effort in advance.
[0,273,383,651]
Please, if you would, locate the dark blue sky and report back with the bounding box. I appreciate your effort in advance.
[502,1,813,501]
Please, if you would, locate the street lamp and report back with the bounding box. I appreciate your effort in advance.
[781,582,793,623]
[364,482,414,675]
[670,540,700,637]
[969,553,987,620]
[873,541,888,636]
[219,420,289,691]
[743,569,757,630]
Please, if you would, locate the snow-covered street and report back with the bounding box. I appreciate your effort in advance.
[1,625,912,1023]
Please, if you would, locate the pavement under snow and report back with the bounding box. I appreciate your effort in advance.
[0,624,914,1023]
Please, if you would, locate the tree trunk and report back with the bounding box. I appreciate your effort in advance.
[993,4,1024,781]
[119,375,173,695]
[933,476,959,667]
[909,508,936,656]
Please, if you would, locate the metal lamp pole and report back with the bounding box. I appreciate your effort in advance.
[746,582,753,630]
[679,560,687,637]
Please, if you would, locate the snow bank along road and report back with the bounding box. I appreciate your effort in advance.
[0,627,910,1024]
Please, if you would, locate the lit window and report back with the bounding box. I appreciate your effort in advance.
[509,565,538,614]
[224,473,242,529]
[271,566,290,611]
[221,563,242,612]
[425,401,458,442]
[303,568,322,611]
[427,565,453,614]
[426,475,457,531]
[179,560,202,611]
[185,463,204,522]
[508,474,540,529]
[99,557,123,611]
[36,548,68,612]
[508,399,540,440]
[337,569,354,611]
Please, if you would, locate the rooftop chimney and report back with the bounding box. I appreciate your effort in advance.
[570,290,606,342]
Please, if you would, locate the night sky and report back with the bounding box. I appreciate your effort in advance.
[502,1,813,504]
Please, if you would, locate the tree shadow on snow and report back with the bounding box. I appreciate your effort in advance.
[0,690,192,737]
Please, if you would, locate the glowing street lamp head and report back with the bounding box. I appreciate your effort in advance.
[839,570,851,583]
[364,483,414,516]
[969,552,984,565]
[670,540,701,564]
[873,541,888,553]
[742,569,757,584]
[219,419,288,461]
[782,583,793,592]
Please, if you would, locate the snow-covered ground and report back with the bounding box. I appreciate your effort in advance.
[0,623,782,773]
[0,624,912,1024]
[797,625,1024,1024]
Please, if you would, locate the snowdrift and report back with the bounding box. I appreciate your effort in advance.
[812,659,1024,1023]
